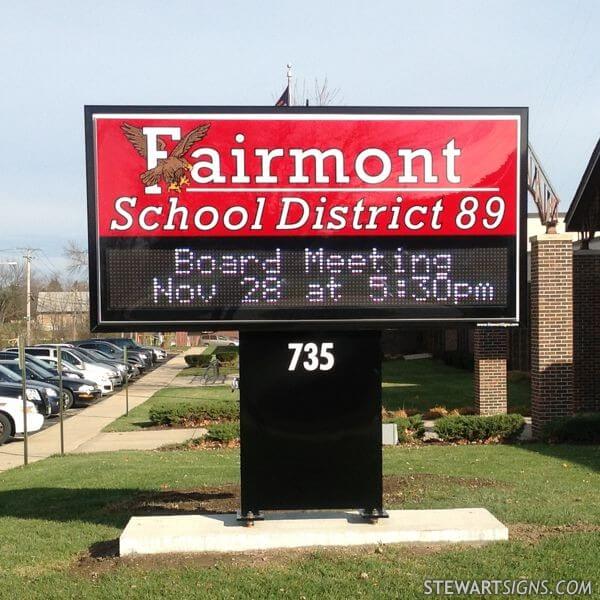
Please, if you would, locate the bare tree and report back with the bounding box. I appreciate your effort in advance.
[278,76,342,107]
[44,274,63,292]
[310,77,341,106]
[0,262,25,325]
[0,263,40,343]
[63,240,88,277]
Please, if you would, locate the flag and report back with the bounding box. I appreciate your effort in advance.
[275,85,290,107]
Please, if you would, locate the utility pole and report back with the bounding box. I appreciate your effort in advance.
[17,248,39,345]
[25,253,31,344]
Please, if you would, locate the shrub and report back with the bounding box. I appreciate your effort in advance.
[184,354,212,368]
[206,421,240,443]
[424,405,448,419]
[458,406,478,416]
[383,414,425,443]
[214,350,239,364]
[542,413,600,444]
[434,414,525,442]
[149,400,239,426]
[408,414,425,437]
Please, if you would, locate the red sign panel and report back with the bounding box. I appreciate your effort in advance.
[92,114,520,238]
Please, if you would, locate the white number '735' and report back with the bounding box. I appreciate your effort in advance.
[288,342,335,371]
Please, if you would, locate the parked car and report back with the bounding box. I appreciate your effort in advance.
[0,395,44,445]
[101,337,167,362]
[0,351,80,381]
[18,353,84,381]
[76,347,139,379]
[0,360,101,409]
[89,347,142,379]
[0,364,65,415]
[71,340,150,370]
[70,347,130,383]
[98,346,143,374]
[37,357,85,380]
[0,379,53,417]
[200,333,239,347]
[36,345,124,387]
[5,346,116,394]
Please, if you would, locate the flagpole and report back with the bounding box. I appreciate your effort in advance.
[287,63,293,106]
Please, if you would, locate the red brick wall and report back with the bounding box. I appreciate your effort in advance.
[530,235,573,438]
[474,327,508,415]
[573,251,600,413]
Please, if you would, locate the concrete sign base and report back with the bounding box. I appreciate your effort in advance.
[120,508,508,556]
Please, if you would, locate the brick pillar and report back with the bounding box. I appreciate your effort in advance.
[474,327,508,415]
[530,234,573,438]
[573,250,600,413]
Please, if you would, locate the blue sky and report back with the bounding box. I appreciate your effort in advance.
[0,0,598,275]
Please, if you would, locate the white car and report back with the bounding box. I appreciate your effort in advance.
[0,395,44,445]
[148,346,167,361]
[39,346,122,389]
[8,347,116,395]
[200,333,239,347]
[41,357,114,395]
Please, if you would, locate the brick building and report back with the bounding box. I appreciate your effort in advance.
[565,137,600,413]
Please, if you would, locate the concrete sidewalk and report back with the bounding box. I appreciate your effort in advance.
[0,353,188,472]
[73,428,205,453]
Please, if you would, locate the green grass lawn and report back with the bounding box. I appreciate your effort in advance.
[382,358,530,414]
[104,386,238,432]
[0,444,597,598]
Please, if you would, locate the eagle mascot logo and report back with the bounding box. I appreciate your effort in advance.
[121,122,210,192]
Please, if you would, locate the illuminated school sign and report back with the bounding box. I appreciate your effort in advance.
[85,106,527,330]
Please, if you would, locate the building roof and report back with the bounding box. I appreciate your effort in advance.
[565,138,600,233]
[37,291,89,314]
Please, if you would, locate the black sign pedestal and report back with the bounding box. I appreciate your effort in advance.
[238,330,385,525]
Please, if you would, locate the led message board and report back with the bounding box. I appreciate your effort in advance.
[85,107,527,330]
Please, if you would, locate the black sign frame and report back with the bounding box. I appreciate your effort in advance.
[85,105,528,331]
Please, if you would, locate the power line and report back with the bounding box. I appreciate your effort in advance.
[39,250,61,277]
